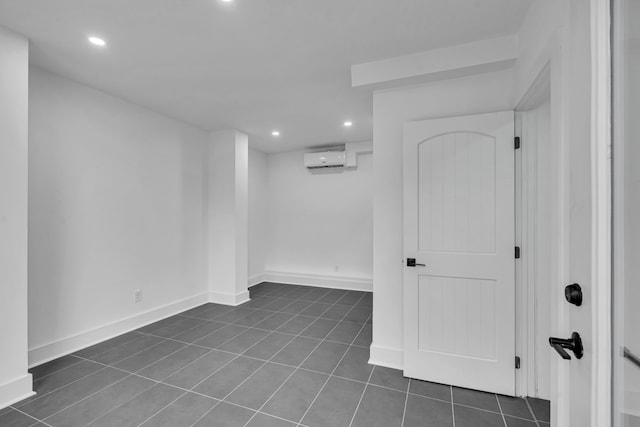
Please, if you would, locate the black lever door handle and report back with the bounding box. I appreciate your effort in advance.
[549,332,584,360]
[406,258,426,267]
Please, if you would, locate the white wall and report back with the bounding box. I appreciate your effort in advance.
[371,69,515,367]
[248,148,268,284]
[264,149,373,289]
[0,26,33,408]
[28,67,209,365]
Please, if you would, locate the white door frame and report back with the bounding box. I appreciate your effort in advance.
[589,0,612,425]
[515,65,552,399]
[514,1,612,424]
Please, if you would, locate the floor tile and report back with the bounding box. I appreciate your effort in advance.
[353,323,372,346]
[498,395,534,420]
[137,345,210,380]
[527,397,550,422]
[46,375,155,427]
[27,360,105,399]
[333,346,373,382]
[279,300,313,315]
[454,405,506,427]
[212,307,257,323]
[253,313,295,331]
[320,304,353,321]
[72,331,145,359]
[114,339,184,373]
[137,316,184,335]
[243,332,295,360]
[505,415,537,427]
[301,376,365,427]
[369,366,409,392]
[301,341,349,374]
[193,401,255,427]
[325,321,362,344]
[262,369,328,423]
[336,291,364,306]
[276,315,316,334]
[217,328,270,353]
[29,355,84,381]
[90,383,184,427]
[140,392,218,427]
[342,307,371,324]
[244,296,280,309]
[151,316,205,338]
[351,385,405,427]
[20,368,128,420]
[232,310,276,327]
[410,379,451,401]
[263,298,298,311]
[193,324,247,348]
[300,302,332,317]
[403,394,453,427]
[453,387,500,412]
[226,363,295,409]
[163,350,235,389]
[0,408,40,427]
[193,356,264,399]
[171,320,226,343]
[246,412,296,427]
[271,336,321,367]
[91,334,164,365]
[300,318,339,340]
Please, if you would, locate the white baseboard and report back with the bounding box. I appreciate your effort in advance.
[0,374,34,410]
[369,344,404,370]
[209,290,251,306]
[28,292,209,368]
[248,274,265,288]
[261,271,373,292]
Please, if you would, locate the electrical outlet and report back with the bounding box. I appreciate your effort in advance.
[134,290,142,303]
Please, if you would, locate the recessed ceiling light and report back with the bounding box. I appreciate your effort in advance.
[88,36,106,47]
[272,130,280,137]
[344,121,353,127]
[220,0,234,2]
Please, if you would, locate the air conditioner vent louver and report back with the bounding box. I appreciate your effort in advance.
[304,151,346,169]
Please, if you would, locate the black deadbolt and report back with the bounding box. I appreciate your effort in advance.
[565,283,583,306]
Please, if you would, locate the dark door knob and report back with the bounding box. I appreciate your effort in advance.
[549,332,583,360]
[565,284,583,306]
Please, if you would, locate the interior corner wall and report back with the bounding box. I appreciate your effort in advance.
[0,26,33,408]
[372,69,515,368]
[28,67,210,366]
[264,149,373,290]
[248,148,268,285]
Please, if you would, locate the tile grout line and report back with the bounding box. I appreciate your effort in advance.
[296,310,371,427]
[451,386,456,427]
[524,397,543,426]
[495,394,509,427]
[189,288,364,427]
[41,371,155,423]
[7,405,54,427]
[347,351,376,427]
[400,378,411,427]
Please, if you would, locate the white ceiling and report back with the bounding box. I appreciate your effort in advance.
[0,0,531,153]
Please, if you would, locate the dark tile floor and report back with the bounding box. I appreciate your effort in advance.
[1,283,550,426]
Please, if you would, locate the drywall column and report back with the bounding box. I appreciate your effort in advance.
[208,130,250,305]
[0,27,33,407]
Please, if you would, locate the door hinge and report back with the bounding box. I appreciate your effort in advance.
[515,136,521,149]
[515,246,521,259]
[515,356,521,369]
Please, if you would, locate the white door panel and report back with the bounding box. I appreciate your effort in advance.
[403,111,515,395]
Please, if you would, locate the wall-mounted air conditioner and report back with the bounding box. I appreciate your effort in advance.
[304,151,346,169]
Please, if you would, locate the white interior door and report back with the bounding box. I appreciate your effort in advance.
[403,111,516,396]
